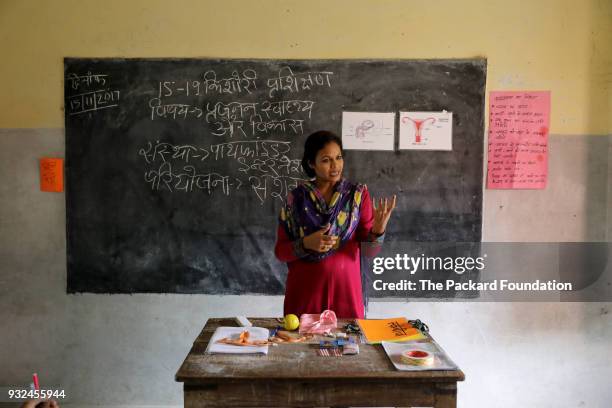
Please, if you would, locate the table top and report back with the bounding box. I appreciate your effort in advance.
[176,317,465,384]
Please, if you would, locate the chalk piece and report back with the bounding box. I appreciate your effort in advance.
[235,316,252,327]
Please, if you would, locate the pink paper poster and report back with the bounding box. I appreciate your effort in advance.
[486,91,550,189]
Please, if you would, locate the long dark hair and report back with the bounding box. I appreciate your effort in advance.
[301,130,343,178]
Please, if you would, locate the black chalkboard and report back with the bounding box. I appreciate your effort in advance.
[64,58,486,294]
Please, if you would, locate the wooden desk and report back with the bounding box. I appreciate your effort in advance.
[176,318,464,408]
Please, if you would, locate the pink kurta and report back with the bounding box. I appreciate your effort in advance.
[275,187,380,319]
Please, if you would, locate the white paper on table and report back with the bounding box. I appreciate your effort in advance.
[382,340,458,371]
[205,326,270,354]
[341,111,395,151]
[399,111,453,151]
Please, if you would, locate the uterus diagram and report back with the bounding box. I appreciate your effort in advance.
[399,111,453,151]
[402,116,436,144]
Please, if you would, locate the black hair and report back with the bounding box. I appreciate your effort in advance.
[301,130,343,178]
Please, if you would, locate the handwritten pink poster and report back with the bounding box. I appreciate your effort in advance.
[487,91,550,189]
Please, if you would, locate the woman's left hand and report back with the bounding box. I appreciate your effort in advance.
[371,195,397,235]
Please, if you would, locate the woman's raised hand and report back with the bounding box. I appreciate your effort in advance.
[372,195,397,235]
[302,224,339,253]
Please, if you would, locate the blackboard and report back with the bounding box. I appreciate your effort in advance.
[64,58,486,294]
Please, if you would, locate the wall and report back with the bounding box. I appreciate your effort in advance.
[0,1,610,407]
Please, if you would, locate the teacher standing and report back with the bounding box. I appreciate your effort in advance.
[274,130,396,319]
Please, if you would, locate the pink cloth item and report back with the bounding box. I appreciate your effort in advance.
[299,310,338,334]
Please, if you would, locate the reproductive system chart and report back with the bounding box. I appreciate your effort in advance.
[399,111,453,151]
[342,111,395,151]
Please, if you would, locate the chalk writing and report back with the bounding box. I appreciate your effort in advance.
[266,66,333,97]
[138,139,306,203]
[157,80,203,98]
[205,101,259,123]
[249,174,303,204]
[148,115,306,138]
[208,117,305,138]
[144,162,242,194]
[203,99,315,123]
[138,142,209,164]
[202,69,257,95]
[149,98,203,120]
[250,116,304,136]
[210,120,248,138]
[68,89,120,116]
[209,140,292,161]
[238,156,301,177]
[138,139,295,164]
[148,97,314,134]
[148,67,318,141]
[65,72,108,91]
[260,100,315,119]
[138,65,326,202]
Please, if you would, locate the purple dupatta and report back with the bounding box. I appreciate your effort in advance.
[279,179,365,262]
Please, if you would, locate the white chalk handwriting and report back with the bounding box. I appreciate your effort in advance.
[249,174,303,204]
[149,98,204,120]
[68,89,120,116]
[66,72,108,91]
[202,69,257,95]
[144,162,242,194]
[139,139,296,164]
[266,66,333,98]
[157,80,204,98]
[138,139,306,203]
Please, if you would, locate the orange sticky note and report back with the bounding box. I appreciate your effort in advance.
[40,158,64,192]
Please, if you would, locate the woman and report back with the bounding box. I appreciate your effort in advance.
[275,130,396,319]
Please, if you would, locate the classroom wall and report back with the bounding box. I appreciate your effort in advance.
[1,1,610,407]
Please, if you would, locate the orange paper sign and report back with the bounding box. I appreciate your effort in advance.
[40,158,64,192]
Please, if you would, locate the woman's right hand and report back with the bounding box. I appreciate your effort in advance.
[302,224,338,253]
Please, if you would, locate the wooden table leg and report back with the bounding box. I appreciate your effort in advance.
[433,382,457,408]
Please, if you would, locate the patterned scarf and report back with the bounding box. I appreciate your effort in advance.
[279,179,364,262]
